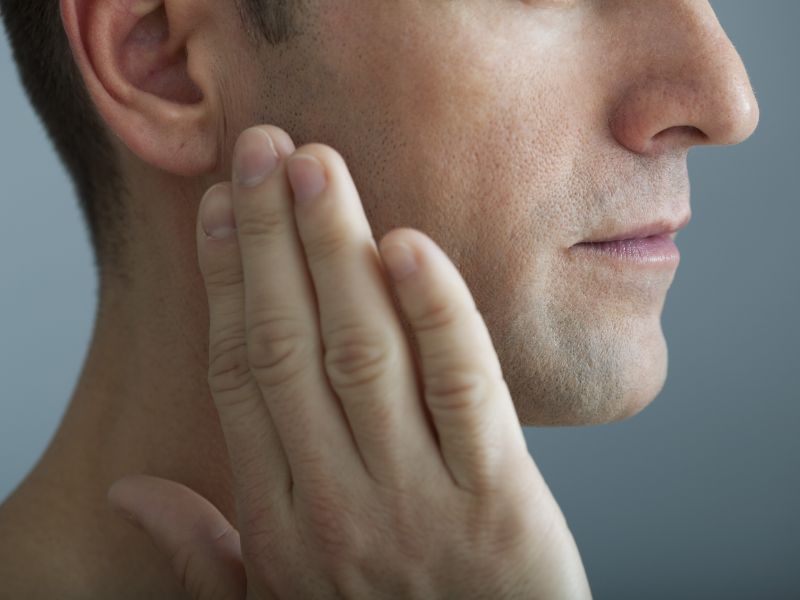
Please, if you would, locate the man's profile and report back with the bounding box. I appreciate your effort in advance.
[0,0,758,597]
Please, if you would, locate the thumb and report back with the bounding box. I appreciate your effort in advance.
[107,474,247,600]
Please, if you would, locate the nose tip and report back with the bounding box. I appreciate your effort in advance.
[703,64,760,146]
[611,70,760,156]
[609,4,761,156]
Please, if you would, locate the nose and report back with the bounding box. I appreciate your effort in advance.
[609,1,760,156]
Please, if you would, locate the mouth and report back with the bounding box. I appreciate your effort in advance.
[570,214,691,266]
[574,213,692,245]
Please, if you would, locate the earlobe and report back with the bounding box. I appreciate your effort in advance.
[60,0,219,176]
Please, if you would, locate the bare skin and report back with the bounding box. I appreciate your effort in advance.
[0,0,757,597]
[101,124,593,598]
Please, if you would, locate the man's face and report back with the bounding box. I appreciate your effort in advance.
[220,0,758,425]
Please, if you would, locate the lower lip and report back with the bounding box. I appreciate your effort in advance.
[570,234,680,266]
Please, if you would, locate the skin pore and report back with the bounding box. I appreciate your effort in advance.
[0,0,757,596]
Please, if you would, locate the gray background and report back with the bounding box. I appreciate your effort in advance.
[1,2,797,598]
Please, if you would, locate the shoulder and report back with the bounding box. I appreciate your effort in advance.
[0,486,191,600]
[0,494,58,599]
[0,485,87,598]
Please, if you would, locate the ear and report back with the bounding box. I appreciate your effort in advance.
[60,0,220,176]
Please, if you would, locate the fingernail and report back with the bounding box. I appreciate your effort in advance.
[233,128,280,188]
[383,243,418,281]
[200,185,236,240]
[287,155,327,204]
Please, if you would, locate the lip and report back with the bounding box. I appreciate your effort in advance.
[570,234,681,266]
[569,213,691,267]
[576,213,692,244]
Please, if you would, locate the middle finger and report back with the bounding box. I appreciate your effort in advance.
[232,126,363,485]
[285,143,441,488]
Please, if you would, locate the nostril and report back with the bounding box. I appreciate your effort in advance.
[653,125,707,145]
[649,125,708,153]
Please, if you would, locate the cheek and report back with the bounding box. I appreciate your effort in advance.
[306,1,590,276]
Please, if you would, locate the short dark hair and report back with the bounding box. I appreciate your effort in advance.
[0,0,296,285]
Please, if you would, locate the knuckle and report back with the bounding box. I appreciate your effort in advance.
[169,543,197,595]
[173,543,230,600]
[493,489,552,556]
[207,336,252,396]
[414,297,471,335]
[303,227,350,265]
[373,492,427,565]
[247,312,312,388]
[323,321,394,391]
[424,367,491,413]
[236,203,293,240]
[201,257,243,291]
[302,491,360,567]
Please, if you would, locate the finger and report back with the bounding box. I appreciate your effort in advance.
[197,182,293,518]
[231,126,364,485]
[378,228,530,494]
[286,145,441,487]
[107,475,248,600]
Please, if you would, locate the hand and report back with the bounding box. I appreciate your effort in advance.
[107,125,592,599]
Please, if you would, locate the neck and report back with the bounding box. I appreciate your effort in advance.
[46,274,238,516]
[0,178,238,595]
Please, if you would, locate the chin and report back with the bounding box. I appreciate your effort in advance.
[513,369,667,427]
[503,322,670,428]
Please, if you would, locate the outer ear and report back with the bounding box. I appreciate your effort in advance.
[60,0,220,176]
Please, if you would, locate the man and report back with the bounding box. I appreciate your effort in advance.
[0,0,758,597]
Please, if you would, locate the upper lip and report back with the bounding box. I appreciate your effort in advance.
[576,213,692,244]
